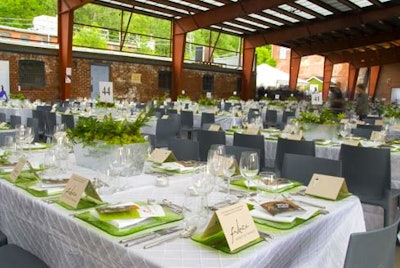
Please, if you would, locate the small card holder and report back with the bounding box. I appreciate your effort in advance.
[305,173,349,200]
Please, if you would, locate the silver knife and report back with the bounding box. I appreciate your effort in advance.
[120,226,182,247]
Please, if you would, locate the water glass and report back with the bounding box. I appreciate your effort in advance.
[239,151,259,195]
[182,190,208,230]
[260,171,278,195]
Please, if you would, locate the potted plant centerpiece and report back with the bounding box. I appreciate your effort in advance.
[295,108,345,141]
[67,108,152,176]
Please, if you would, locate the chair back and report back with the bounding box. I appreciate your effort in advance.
[181,110,193,129]
[44,112,57,139]
[343,212,400,268]
[155,118,179,148]
[197,130,226,161]
[224,102,232,112]
[233,132,265,169]
[282,111,295,124]
[168,138,200,161]
[281,153,342,185]
[27,117,40,142]
[9,115,21,129]
[224,145,260,166]
[351,128,374,139]
[340,144,390,200]
[264,109,278,127]
[201,112,215,127]
[61,114,75,130]
[168,113,181,136]
[0,112,6,123]
[275,138,315,174]
[32,109,45,135]
[356,124,382,131]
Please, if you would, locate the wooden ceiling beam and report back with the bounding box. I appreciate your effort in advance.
[325,46,400,68]
[245,4,400,48]
[293,31,400,56]
[60,0,94,13]
[174,0,294,34]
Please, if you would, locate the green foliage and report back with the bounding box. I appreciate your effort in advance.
[381,105,400,118]
[256,45,277,66]
[228,96,240,101]
[73,26,108,49]
[177,95,190,101]
[67,110,151,146]
[268,101,286,107]
[9,93,25,100]
[296,109,339,125]
[198,96,217,106]
[96,102,116,108]
[0,0,56,28]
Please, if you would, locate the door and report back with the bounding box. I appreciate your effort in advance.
[90,64,110,99]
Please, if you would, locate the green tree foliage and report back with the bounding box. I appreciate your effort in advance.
[256,45,277,67]
[0,0,56,28]
[73,26,108,49]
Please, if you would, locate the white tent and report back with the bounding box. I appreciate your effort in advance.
[256,63,308,88]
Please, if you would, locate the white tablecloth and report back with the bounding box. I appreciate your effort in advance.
[0,151,365,268]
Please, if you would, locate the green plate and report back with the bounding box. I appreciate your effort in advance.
[1,170,40,184]
[191,231,264,254]
[231,178,302,193]
[74,205,183,236]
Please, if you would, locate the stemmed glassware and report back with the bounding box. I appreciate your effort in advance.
[222,154,237,200]
[239,151,260,196]
[207,144,225,190]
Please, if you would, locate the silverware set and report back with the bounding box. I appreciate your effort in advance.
[120,226,183,247]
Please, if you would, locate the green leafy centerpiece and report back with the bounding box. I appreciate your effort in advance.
[294,109,343,141]
[67,109,151,175]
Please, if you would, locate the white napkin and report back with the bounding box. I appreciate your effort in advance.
[29,185,64,195]
[160,162,194,173]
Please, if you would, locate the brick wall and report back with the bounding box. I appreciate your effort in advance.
[375,62,400,103]
[0,44,242,103]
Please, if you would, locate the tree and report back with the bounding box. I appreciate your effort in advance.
[0,0,56,28]
[73,26,108,49]
[256,45,277,67]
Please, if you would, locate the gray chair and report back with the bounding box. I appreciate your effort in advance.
[197,129,226,161]
[264,109,278,128]
[168,137,200,161]
[0,112,6,123]
[356,124,382,131]
[9,115,21,129]
[224,145,260,166]
[27,117,40,142]
[351,127,374,139]
[0,243,49,268]
[343,212,400,268]
[0,229,7,246]
[154,118,179,148]
[340,144,400,226]
[44,112,57,142]
[275,138,315,175]
[200,112,215,128]
[281,153,342,185]
[61,113,75,130]
[32,109,45,138]
[233,132,265,169]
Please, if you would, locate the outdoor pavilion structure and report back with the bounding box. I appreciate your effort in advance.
[58,0,400,101]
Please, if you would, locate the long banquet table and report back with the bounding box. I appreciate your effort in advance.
[0,150,366,268]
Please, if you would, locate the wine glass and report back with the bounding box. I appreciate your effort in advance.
[207,145,225,189]
[108,147,130,191]
[191,166,215,215]
[222,154,237,200]
[239,151,259,196]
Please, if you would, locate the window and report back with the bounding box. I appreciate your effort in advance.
[18,60,46,88]
[20,35,30,41]
[236,77,242,95]
[0,32,11,38]
[158,70,171,91]
[202,75,214,92]
[279,47,287,59]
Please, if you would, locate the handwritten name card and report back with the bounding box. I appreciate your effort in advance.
[202,202,259,252]
[208,124,222,131]
[10,157,28,183]
[59,174,102,209]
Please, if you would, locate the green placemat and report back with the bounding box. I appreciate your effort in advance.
[16,180,63,197]
[74,206,184,236]
[1,170,40,184]
[55,195,105,211]
[23,142,51,151]
[253,210,321,230]
[191,231,264,254]
[231,178,302,193]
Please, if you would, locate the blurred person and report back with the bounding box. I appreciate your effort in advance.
[329,87,345,115]
[355,84,369,120]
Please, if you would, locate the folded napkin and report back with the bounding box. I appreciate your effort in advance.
[159,162,197,173]
[28,184,64,195]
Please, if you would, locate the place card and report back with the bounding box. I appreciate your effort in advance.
[342,139,359,146]
[370,131,384,142]
[161,115,169,119]
[246,127,261,135]
[202,202,259,252]
[10,157,29,183]
[59,174,102,209]
[148,148,176,164]
[305,173,349,200]
[208,124,222,131]
[375,119,383,126]
[340,119,349,124]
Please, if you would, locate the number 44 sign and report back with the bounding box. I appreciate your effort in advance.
[99,81,114,103]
